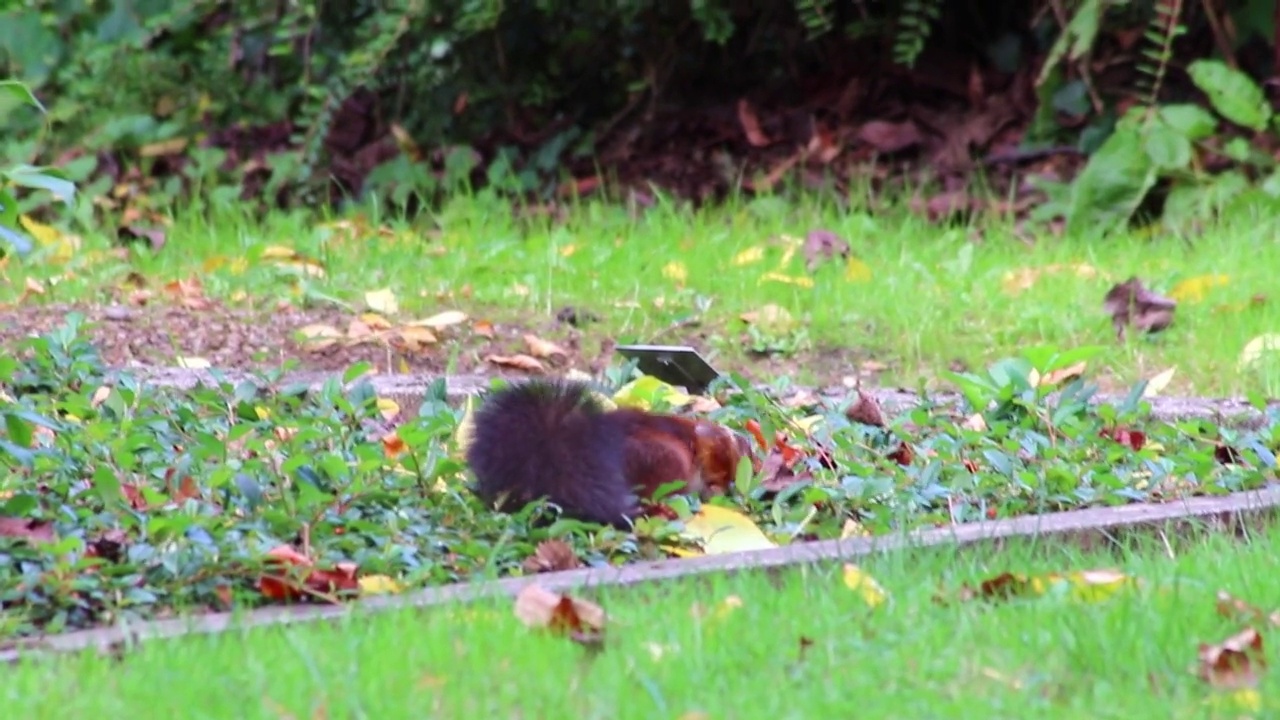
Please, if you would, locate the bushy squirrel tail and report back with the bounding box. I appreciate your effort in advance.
[465,381,639,527]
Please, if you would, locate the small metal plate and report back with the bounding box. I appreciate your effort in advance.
[614,344,723,395]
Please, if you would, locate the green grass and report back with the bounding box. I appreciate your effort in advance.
[10,523,1280,719]
[10,190,1280,396]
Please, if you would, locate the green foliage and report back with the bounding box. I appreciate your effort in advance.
[2,320,1275,635]
[0,79,76,256]
[1044,57,1280,237]
[893,0,943,68]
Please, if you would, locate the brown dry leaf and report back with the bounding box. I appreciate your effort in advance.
[21,277,46,301]
[737,98,772,147]
[472,320,496,338]
[522,540,583,574]
[523,333,568,360]
[952,569,1134,604]
[802,229,851,272]
[0,517,55,543]
[257,545,358,604]
[1198,627,1266,689]
[90,385,112,408]
[485,354,546,373]
[396,325,438,350]
[1103,277,1177,340]
[1216,591,1280,627]
[296,323,344,351]
[844,389,885,427]
[856,119,923,154]
[1039,361,1087,388]
[162,277,212,310]
[513,584,606,646]
[360,312,394,331]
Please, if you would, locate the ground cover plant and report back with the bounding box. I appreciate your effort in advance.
[1,316,1277,640]
[8,520,1280,718]
[4,194,1280,398]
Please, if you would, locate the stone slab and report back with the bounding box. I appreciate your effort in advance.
[4,484,1278,665]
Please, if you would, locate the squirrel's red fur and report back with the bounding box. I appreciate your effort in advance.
[466,380,753,527]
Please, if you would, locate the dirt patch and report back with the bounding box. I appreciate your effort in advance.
[0,300,888,389]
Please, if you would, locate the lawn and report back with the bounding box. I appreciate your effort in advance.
[7,521,1278,719]
[6,191,1280,396]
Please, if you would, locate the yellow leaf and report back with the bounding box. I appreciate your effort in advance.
[613,376,692,410]
[18,215,60,245]
[262,245,299,260]
[840,518,869,540]
[733,246,766,266]
[682,505,776,555]
[842,563,889,608]
[365,288,399,314]
[663,261,688,284]
[1168,273,1229,303]
[254,406,271,421]
[376,398,401,421]
[760,271,815,288]
[559,244,577,257]
[1142,367,1176,398]
[359,575,404,595]
[845,256,873,282]
[453,394,479,457]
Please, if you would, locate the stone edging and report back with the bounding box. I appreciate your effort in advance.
[117,367,1280,428]
[4,485,1279,665]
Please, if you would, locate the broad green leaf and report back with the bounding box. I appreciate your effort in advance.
[1158,104,1217,141]
[1143,124,1192,169]
[3,164,76,204]
[1188,59,1270,131]
[1066,127,1157,237]
[0,79,45,113]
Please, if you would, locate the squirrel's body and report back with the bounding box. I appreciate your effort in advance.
[466,380,750,527]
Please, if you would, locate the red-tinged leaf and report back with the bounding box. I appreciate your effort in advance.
[888,441,914,466]
[1100,427,1146,450]
[0,516,55,543]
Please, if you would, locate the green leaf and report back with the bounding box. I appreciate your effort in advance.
[1187,59,1270,131]
[1143,124,1192,170]
[2,411,33,450]
[3,164,76,204]
[0,80,45,114]
[1065,127,1158,237]
[1158,104,1217,141]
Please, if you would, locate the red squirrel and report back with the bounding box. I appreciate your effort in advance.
[466,380,755,527]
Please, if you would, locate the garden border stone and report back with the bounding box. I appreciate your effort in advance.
[4,484,1279,665]
[121,366,1279,428]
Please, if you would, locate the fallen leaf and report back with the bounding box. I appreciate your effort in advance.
[296,323,344,351]
[1198,627,1266,689]
[359,575,404,595]
[410,310,468,330]
[842,564,889,608]
[663,261,688,284]
[176,356,211,369]
[1216,590,1280,627]
[513,584,606,646]
[0,517,55,543]
[737,98,772,147]
[733,246,766,266]
[1040,361,1087,388]
[484,354,546,373]
[365,288,399,314]
[524,333,568,360]
[1240,334,1280,369]
[1169,274,1230,303]
[844,389,885,427]
[1142,367,1177,397]
[1103,277,1176,340]
[522,540,582,574]
[856,119,923,154]
[802,229,850,271]
[760,271,815,288]
[682,505,776,554]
